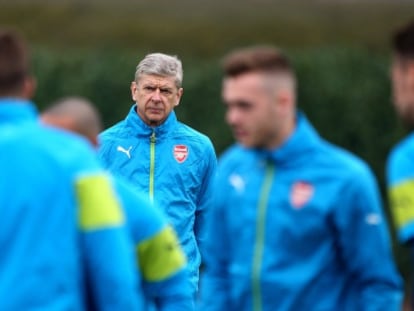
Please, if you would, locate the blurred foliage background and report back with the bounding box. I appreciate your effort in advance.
[2,0,414,301]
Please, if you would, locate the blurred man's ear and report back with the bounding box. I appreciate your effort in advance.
[174,88,183,107]
[276,88,295,112]
[22,76,36,99]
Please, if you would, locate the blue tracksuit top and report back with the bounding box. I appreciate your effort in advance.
[98,105,217,293]
[200,113,403,311]
[387,132,414,244]
[0,99,141,310]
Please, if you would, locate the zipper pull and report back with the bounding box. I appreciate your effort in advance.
[150,131,156,144]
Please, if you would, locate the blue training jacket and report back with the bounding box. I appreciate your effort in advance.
[387,132,414,244]
[0,99,141,310]
[98,105,217,294]
[200,113,403,311]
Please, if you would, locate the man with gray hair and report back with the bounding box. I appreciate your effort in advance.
[41,96,194,310]
[98,53,217,306]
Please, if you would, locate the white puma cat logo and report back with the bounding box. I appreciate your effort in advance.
[117,145,132,159]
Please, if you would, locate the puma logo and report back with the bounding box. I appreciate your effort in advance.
[117,145,132,159]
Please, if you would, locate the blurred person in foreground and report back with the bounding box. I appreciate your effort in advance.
[0,29,141,310]
[97,53,217,302]
[199,45,403,310]
[387,20,414,310]
[41,96,194,310]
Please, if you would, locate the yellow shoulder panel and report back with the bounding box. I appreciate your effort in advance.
[137,226,187,282]
[389,180,414,229]
[76,174,124,230]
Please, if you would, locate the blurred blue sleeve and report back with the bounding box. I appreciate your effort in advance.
[333,167,403,311]
[77,173,141,310]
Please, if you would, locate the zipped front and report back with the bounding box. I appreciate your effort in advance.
[252,162,275,311]
[149,130,156,203]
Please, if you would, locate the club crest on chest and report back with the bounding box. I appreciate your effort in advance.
[290,181,314,209]
[173,144,189,163]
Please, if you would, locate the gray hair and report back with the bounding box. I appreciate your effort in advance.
[134,53,183,88]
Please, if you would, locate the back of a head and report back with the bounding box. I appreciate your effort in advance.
[392,20,414,60]
[0,28,30,96]
[222,45,294,79]
[42,96,103,146]
[134,53,183,88]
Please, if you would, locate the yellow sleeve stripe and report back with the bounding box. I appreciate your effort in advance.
[137,226,187,282]
[389,180,414,230]
[76,174,124,230]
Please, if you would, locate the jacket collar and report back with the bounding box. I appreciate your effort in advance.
[0,98,38,124]
[254,112,321,166]
[125,104,177,138]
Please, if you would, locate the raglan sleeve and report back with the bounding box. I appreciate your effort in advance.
[333,163,403,311]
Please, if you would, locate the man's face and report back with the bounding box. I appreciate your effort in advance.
[131,74,183,126]
[391,56,414,126]
[222,72,282,149]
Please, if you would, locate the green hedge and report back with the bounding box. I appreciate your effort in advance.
[33,46,406,171]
